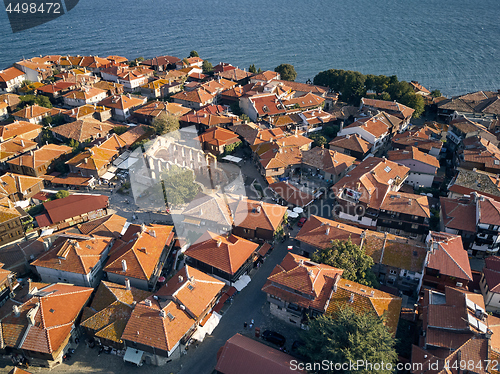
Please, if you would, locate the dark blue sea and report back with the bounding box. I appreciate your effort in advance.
[0,0,499,96]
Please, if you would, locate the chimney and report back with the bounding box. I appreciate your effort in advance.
[121,259,127,272]
[159,309,166,318]
[217,239,222,247]
[178,275,184,283]
[349,293,354,303]
[13,305,20,317]
[125,278,131,290]
[145,299,152,307]
[325,227,330,235]
[256,206,261,213]
[333,273,340,292]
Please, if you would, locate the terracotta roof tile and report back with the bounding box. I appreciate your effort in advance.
[327,278,401,336]
[198,127,240,147]
[7,144,72,170]
[51,119,114,142]
[380,191,430,218]
[329,134,371,154]
[77,214,127,238]
[0,283,92,354]
[269,181,314,207]
[97,95,146,110]
[104,224,174,282]
[231,197,288,232]
[185,232,258,275]
[387,146,440,168]
[302,147,356,176]
[0,121,42,140]
[361,98,414,120]
[426,232,473,281]
[0,67,25,83]
[440,196,477,233]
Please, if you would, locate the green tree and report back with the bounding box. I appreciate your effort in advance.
[400,92,425,118]
[274,63,297,81]
[202,60,214,74]
[113,126,128,135]
[35,95,52,109]
[18,95,36,109]
[311,238,378,287]
[55,190,70,199]
[189,50,199,58]
[152,113,180,136]
[160,165,200,206]
[431,89,442,98]
[68,139,80,151]
[309,134,327,147]
[248,64,257,74]
[299,308,398,374]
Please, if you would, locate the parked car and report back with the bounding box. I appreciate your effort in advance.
[262,330,286,347]
[297,217,307,227]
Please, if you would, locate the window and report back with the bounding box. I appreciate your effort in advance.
[411,223,419,229]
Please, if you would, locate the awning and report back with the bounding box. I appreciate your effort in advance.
[233,275,251,291]
[107,166,118,173]
[191,312,222,342]
[222,155,243,164]
[101,172,115,181]
[293,207,303,213]
[123,347,144,366]
[288,212,299,218]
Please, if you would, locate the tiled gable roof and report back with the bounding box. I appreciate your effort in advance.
[63,87,106,100]
[104,224,174,282]
[77,214,127,238]
[262,253,343,312]
[387,146,440,168]
[133,100,191,118]
[329,134,371,154]
[327,278,401,336]
[184,232,258,275]
[426,232,473,281]
[295,215,364,250]
[172,87,214,104]
[361,98,415,119]
[0,121,42,140]
[216,68,252,82]
[0,67,25,82]
[80,281,151,343]
[0,172,43,199]
[156,265,224,319]
[0,283,92,354]
[51,119,114,142]
[39,194,108,226]
[31,235,112,275]
[283,92,325,110]
[231,197,288,232]
[97,95,145,110]
[440,196,477,233]
[333,157,409,210]
[302,147,356,176]
[380,191,430,218]
[198,127,239,147]
[7,143,72,169]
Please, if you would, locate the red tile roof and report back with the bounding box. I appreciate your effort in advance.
[426,232,473,281]
[7,143,72,170]
[198,127,240,147]
[440,196,477,233]
[77,214,127,238]
[51,119,114,142]
[0,283,92,354]
[387,146,440,168]
[302,147,356,176]
[380,191,430,218]
[105,224,174,282]
[185,232,259,275]
[231,197,288,232]
[215,333,307,374]
[80,281,151,344]
[0,121,42,140]
[98,94,146,110]
[0,172,44,199]
[248,94,286,117]
[329,134,371,154]
[156,265,224,319]
[295,215,364,250]
[262,253,343,312]
[38,194,109,227]
[32,235,112,275]
[483,256,500,293]
[0,67,24,83]
[333,157,409,210]
[361,98,415,120]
